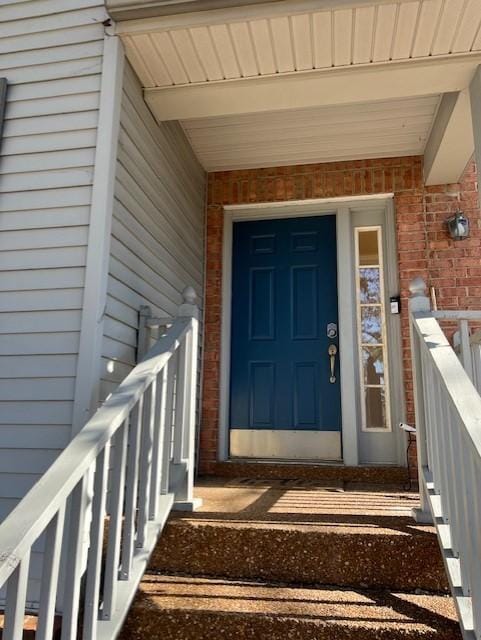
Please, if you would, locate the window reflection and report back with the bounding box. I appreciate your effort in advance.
[359,268,380,303]
[361,307,382,344]
[362,347,384,385]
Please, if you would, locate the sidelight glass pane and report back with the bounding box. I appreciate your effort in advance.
[365,387,388,430]
[359,268,381,303]
[361,307,382,344]
[362,347,384,385]
[358,230,379,265]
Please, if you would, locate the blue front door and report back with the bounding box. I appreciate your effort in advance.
[230,215,341,453]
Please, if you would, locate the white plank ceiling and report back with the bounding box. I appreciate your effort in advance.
[181,94,441,171]
[120,0,481,88]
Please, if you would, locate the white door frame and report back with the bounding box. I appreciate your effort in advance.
[218,194,398,466]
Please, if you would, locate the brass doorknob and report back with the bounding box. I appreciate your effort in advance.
[328,344,338,383]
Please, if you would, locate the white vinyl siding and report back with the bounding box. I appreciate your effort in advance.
[101,61,205,399]
[0,0,107,601]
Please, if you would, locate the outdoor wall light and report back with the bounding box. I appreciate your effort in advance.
[446,210,470,240]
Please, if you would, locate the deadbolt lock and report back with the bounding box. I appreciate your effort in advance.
[327,323,338,339]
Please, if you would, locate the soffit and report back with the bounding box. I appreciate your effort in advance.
[180,94,440,170]
[116,0,481,89]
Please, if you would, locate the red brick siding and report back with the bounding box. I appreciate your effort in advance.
[200,156,481,475]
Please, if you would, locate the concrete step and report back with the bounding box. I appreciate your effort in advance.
[119,574,461,640]
[149,478,448,592]
[212,461,409,484]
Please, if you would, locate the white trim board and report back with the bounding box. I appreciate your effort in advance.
[145,55,481,121]
[72,35,125,436]
[218,194,400,466]
[224,194,394,214]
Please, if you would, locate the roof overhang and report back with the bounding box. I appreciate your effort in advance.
[111,0,481,181]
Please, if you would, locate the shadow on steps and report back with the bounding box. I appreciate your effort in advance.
[119,574,461,640]
[149,478,448,592]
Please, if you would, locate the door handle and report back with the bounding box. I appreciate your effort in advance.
[328,344,338,383]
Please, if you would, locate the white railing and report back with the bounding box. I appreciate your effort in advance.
[0,287,199,640]
[409,277,481,640]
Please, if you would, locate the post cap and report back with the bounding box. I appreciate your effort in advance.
[182,286,197,305]
[409,277,427,298]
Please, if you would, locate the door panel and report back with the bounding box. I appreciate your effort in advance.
[230,215,341,452]
[293,362,319,428]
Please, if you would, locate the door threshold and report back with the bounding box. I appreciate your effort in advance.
[226,458,402,468]
[228,457,344,466]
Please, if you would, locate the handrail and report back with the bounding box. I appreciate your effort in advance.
[0,287,200,640]
[432,310,481,321]
[409,277,481,640]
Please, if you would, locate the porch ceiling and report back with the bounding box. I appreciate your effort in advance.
[180,94,441,171]
[113,0,480,179]
[116,0,481,89]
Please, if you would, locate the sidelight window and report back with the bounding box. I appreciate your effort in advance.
[355,226,391,432]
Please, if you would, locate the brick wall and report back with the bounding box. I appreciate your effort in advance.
[200,156,481,475]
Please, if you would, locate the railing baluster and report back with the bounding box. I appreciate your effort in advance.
[36,507,66,640]
[61,474,90,640]
[440,394,459,549]
[429,363,445,492]
[161,359,176,495]
[3,552,31,640]
[150,367,167,519]
[431,377,450,520]
[137,381,156,548]
[420,351,435,477]
[120,398,143,580]
[459,319,474,382]
[83,443,111,639]
[102,419,129,620]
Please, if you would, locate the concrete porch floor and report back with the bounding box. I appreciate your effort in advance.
[189,476,421,531]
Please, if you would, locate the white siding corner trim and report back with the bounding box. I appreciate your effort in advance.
[72,35,125,436]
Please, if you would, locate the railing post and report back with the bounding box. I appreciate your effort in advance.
[408,277,433,524]
[170,286,202,511]
[459,319,474,382]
